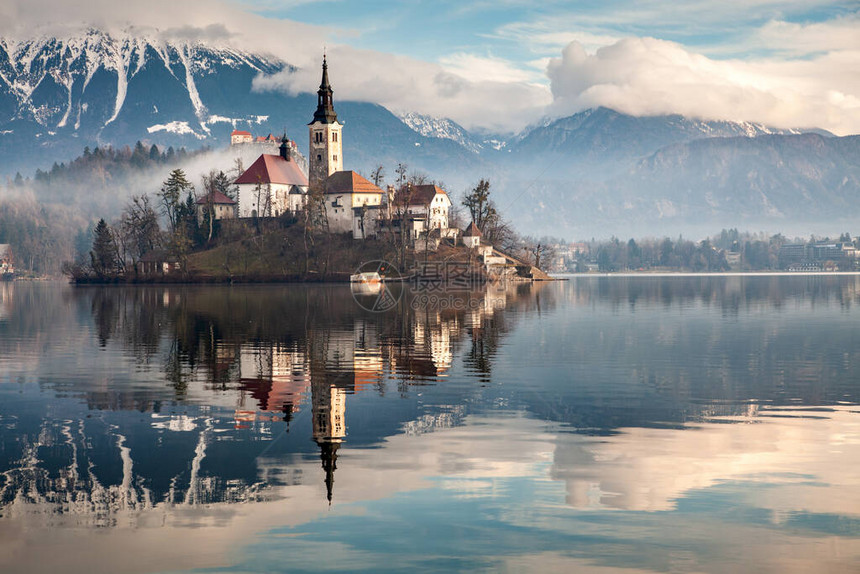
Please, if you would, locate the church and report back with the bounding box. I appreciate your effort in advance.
[233,56,450,241]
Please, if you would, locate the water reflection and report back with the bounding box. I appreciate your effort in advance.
[0,281,529,521]
[0,277,859,572]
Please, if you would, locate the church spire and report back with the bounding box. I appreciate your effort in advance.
[312,54,338,124]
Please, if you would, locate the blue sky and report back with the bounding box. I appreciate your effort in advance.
[242,0,858,64]
[230,0,860,133]
[2,0,859,133]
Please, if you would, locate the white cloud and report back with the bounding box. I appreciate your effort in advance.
[0,0,857,134]
[0,0,328,62]
[438,53,543,84]
[754,13,860,54]
[547,37,860,135]
[253,45,551,133]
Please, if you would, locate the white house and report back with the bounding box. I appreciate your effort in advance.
[322,171,384,237]
[463,221,482,248]
[393,184,451,231]
[230,130,253,145]
[195,191,237,224]
[234,137,308,218]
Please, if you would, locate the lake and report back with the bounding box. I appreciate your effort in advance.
[0,276,859,573]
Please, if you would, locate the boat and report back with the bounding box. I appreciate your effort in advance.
[350,271,383,295]
[350,271,382,285]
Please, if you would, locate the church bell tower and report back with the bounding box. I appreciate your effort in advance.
[308,55,343,187]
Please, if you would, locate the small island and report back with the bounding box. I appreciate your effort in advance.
[66,57,550,286]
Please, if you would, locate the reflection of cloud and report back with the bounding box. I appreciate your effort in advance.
[2,407,860,573]
[0,415,554,574]
[552,406,860,514]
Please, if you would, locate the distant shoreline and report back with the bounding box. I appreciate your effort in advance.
[553,271,860,278]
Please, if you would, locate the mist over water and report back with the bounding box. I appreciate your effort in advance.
[0,277,859,573]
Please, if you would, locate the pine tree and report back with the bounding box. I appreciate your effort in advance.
[158,169,193,232]
[90,219,117,278]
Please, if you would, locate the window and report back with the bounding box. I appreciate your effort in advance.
[333,155,338,162]
[315,132,323,143]
[317,155,322,161]
[332,132,338,142]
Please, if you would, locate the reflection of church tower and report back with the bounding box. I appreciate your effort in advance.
[312,381,346,503]
[308,55,343,188]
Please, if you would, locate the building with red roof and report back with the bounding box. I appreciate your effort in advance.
[463,221,482,248]
[234,136,309,217]
[195,190,237,224]
[393,184,452,230]
[322,170,384,237]
[230,130,253,145]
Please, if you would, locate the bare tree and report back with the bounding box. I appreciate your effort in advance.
[462,178,496,231]
[302,182,329,274]
[371,164,386,187]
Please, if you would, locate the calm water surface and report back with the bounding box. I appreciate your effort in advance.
[0,277,859,573]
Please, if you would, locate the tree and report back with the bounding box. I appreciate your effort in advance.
[302,182,329,274]
[395,163,408,188]
[158,169,193,233]
[371,164,386,187]
[130,141,148,168]
[200,170,234,242]
[462,179,495,231]
[523,240,556,270]
[120,195,161,272]
[90,219,118,278]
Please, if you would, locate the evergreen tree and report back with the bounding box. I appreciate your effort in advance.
[90,219,117,278]
[158,169,193,232]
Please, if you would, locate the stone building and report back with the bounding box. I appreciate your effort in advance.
[308,56,343,188]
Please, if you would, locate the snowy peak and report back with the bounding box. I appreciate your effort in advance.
[0,29,285,133]
[398,111,486,154]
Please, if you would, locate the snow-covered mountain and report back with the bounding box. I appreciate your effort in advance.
[2,29,859,239]
[0,29,497,178]
[0,30,283,141]
[509,107,823,169]
[397,112,485,154]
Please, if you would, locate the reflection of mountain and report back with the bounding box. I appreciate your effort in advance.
[0,281,527,519]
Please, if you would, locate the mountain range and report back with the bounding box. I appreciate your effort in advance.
[1,29,858,239]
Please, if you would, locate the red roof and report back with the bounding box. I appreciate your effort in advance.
[463,222,482,237]
[196,190,236,205]
[231,130,252,137]
[234,154,308,187]
[394,184,449,206]
[323,171,384,195]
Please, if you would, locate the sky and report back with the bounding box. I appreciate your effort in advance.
[1,0,859,134]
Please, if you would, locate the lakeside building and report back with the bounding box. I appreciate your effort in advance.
[778,241,858,270]
[0,244,14,278]
[322,170,384,238]
[234,136,309,217]
[195,190,237,224]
